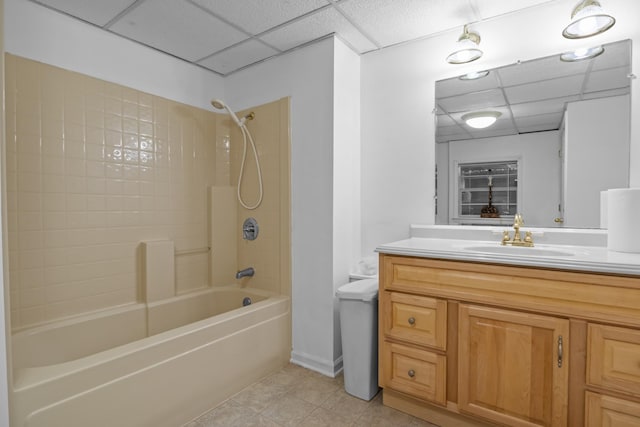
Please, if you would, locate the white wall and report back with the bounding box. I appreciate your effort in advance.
[564,95,630,228]
[361,42,434,255]
[226,38,350,376]
[444,132,561,227]
[4,0,224,111]
[361,0,640,254]
[332,39,361,364]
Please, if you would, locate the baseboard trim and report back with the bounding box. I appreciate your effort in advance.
[290,350,343,378]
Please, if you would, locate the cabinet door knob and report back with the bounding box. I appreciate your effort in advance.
[408,369,415,378]
[408,317,415,325]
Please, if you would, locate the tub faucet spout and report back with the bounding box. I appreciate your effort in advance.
[236,267,255,279]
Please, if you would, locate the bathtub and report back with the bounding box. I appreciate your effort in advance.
[11,286,291,427]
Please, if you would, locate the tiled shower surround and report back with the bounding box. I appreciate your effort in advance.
[4,54,290,330]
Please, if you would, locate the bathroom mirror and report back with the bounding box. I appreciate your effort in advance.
[435,39,632,228]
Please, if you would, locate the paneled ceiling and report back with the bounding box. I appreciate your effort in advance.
[28,0,557,76]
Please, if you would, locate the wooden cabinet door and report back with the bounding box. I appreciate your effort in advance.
[587,323,640,396]
[458,304,569,427]
[585,392,640,426]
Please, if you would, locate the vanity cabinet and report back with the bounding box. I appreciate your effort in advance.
[379,253,640,427]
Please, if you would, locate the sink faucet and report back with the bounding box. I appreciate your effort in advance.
[501,213,534,247]
[236,267,255,279]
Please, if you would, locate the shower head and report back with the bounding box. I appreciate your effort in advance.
[211,98,242,127]
[211,99,225,110]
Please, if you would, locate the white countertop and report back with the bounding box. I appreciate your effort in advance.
[376,226,640,276]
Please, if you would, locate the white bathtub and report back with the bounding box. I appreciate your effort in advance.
[11,286,291,427]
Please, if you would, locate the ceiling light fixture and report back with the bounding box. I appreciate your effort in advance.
[446,25,483,64]
[462,111,501,129]
[562,0,616,39]
[560,45,604,62]
[459,70,490,80]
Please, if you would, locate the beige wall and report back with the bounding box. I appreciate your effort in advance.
[232,99,290,298]
[4,54,290,330]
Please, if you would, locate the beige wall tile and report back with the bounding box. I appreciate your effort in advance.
[20,306,45,326]
[5,54,290,330]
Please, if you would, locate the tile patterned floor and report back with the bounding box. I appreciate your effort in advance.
[184,364,439,427]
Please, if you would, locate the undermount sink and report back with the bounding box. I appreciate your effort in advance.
[463,244,576,257]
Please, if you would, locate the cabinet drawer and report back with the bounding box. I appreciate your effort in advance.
[381,341,446,405]
[588,324,640,395]
[585,391,640,426]
[382,291,447,350]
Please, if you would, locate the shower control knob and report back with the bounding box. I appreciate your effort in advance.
[242,218,259,240]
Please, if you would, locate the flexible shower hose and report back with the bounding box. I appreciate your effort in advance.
[237,123,263,210]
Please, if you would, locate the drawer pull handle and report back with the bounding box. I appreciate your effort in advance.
[557,335,563,368]
[408,317,416,325]
[408,369,415,378]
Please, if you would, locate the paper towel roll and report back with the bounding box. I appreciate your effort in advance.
[600,190,608,229]
[607,188,640,253]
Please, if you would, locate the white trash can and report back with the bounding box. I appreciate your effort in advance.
[336,278,379,400]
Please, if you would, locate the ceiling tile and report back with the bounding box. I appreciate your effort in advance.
[473,0,556,20]
[509,97,577,117]
[438,89,507,114]
[260,7,376,53]
[436,71,501,99]
[437,124,466,136]
[514,112,563,130]
[109,0,248,62]
[190,0,329,34]
[437,131,473,143]
[590,40,631,71]
[497,55,589,88]
[199,40,280,75]
[436,115,457,127]
[34,0,138,26]
[582,88,631,101]
[504,74,584,104]
[467,127,519,140]
[338,0,474,47]
[585,67,631,93]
